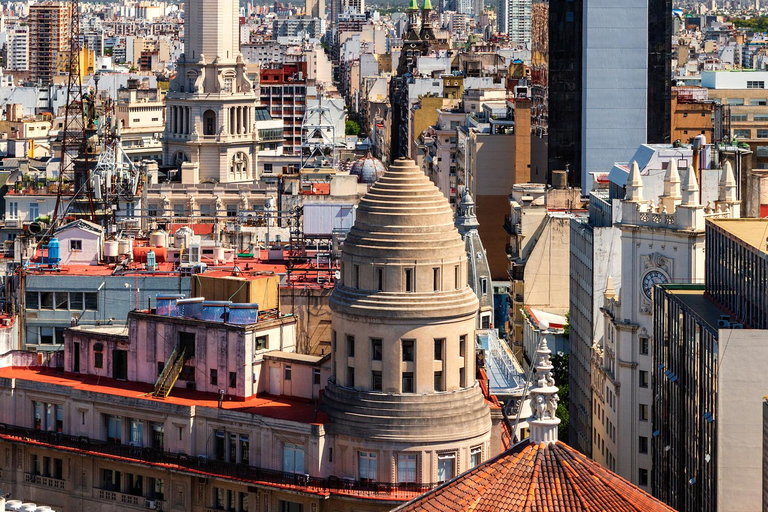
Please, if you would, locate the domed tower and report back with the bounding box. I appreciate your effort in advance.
[323,159,492,485]
[350,151,386,184]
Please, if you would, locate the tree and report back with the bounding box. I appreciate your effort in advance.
[345,119,361,136]
[551,352,570,443]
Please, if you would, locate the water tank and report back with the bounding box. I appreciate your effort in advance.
[150,230,167,248]
[156,293,185,316]
[45,238,60,264]
[551,170,568,190]
[202,301,231,322]
[174,226,193,248]
[18,504,36,512]
[213,245,225,262]
[34,507,52,512]
[104,240,119,258]
[134,246,167,263]
[5,500,23,511]
[177,297,205,320]
[147,249,157,270]
[118,238,133,256]
[228,303,259,325]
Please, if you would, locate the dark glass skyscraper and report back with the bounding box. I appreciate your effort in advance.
[647,0,673,145]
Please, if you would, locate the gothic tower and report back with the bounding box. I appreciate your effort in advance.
[163,0,259,183]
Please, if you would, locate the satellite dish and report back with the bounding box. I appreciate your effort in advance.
[334,270,341,280]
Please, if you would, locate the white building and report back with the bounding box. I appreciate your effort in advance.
[7,24,29,71]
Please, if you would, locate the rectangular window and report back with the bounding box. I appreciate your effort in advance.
[95,351,104,368]
[405,268,413,292]
[757,129,768,139]
[731,114,748,122]
[55,405,63,432]
[639,403,649,421]
[733,129,751,139]
[104,469,121,492]
[470,446,482,467]
[151,423,164,450]
[229,371,237,388]
[254,335,268,351]
[229,432,237,462]
[354,264,359,288]
[750,99,768,106]
[33,402,42,429]
[402,340,414,362]
[372,338,382,360]
[85,292,98,310]
[313,368,321,385]
[106,415,122,443]
[70,239,82,251]
[282,443,305,474]
[459,335,467,358]
[240,435,250,463]
[639,436,648,454]
[210,369,218,386]
[434,339,444,360]
[434,371,443,391]
[480,277,488,296]
[40,292,53,310]
[283,365,291,381]
[640,337,649,355]
[372,371,382,391]
[726,98,745,105]
[40,327,53,344]
[214,430,226,461]
[639,370,649,388]
[454,265,459,289]
[240,492,249,512]
[639,468,649,486]
[346,335,355,357]
[70,292,83,310]
[376,267,383,291]
[279,501,303,512]
[437,453,456,483]
[755,114,768,122]
[25,292,39,309]
[347,366,355,387]
[433,268,440,291]
[402,372,414,393]
[358,451,377,481]
[130,419,143,447]
[397,453,417,483]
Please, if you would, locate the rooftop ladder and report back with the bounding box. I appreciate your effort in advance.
[152,345,188,398]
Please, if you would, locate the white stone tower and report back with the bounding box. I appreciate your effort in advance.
[163,0,260,183]
[323,159,492,485]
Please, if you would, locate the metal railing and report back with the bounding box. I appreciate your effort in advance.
[0,424,436,499]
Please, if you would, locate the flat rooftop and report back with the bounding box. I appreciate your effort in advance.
[0,367,325,425]
[708,218,768,255]
[663,285,723,332]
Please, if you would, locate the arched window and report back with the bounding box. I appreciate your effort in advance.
[186,72,197,93]
[203,110,216,136]
[231,152,248,177]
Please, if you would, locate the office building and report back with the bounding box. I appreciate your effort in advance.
[498,0,531,46]
[29,2,71,84]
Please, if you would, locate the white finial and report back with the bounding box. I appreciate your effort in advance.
[625,161,644,202]
[663,159,682,199]
[527,325,560,446]
[604,275,616,300]
[719,161,738,203]
[681,166,700,206]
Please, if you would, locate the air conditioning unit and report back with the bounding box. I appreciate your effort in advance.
[717,319,731,328]
[730,323,744,329]
[145,500,157,509]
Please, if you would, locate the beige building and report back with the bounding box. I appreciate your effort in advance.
[322,159,497,485]
[29,1,70,85]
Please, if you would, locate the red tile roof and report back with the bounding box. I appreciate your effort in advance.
[394,441,678,512]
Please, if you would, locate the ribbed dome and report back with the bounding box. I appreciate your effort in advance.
[343,158,465,260]
[350,152,386,183]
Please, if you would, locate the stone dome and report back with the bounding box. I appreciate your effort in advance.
[349,152,386,183]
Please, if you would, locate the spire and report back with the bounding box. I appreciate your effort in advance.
[660,159,682,212]
[625,161,644,202]
[455,189,480,235]
[423,0,433,10]
[408,0,419,10]
[527,321,560,445]
[604,275,616,301]
[719,161,738,203]
[681,165,700,206]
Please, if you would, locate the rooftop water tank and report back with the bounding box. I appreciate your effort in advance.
[213,245,225,262]
[227,303,259,325]
[104,240,119,258]
[177,297,205,320]
[150,230,167,248]
[174,226,194,248]
[146,249,157,270]
[5,500,23,511]
[118,238,132,256]
[202,301,231,322]
[156,293,185,316]
[45,238,60,264]
[18,504,36,512]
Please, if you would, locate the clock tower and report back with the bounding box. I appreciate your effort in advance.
[590,160,739,487]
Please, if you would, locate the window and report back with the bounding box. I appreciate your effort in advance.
[33,402,42,429]
[279,501,303,512]
[358,451,377,481]
[750,99,768,106]
[402,372,414,393]
[85,292,98,310]
[640,337,649,355]
[434,371,443,391]
[434,339,444,360]
[454,265,459,289]
[179,331,195,357]
[639,403,649,421]
[214,430,226,460]
[55,292,68,310]
[128,473,143,496]
[104,469,121,492]
[240,435,250,463]
[264,163,273,173]
[480,277,488,295]
[376,267,383,291]
[481,315,490,329]
[734,129,751,139]
[210,369,218,386]
[227,204,237,217]
[70,292,83,310]
[26,292,38,309]
[149,477,165,500]
[130,419,143,447]
[346,335,355,357]
[437,453,456,482]
[224,76,233,93]
[95,351,104,369]
[239,491,249,511]
[254,335,268,351]
[433,267,440,291]
[40,292,53,310]
[639,468,649,486]
[470,446,482,467]
[347,366,355,387]
[106,415,122,443]
[354,264,359,288]
[397,453,417,483]
[726,98,745,106]
[405,268,413,292]
[29,202,39,221]
[758,129,768,139]
[639,370,649,388]
[372,371,382,391]
[459,335,467,358]
[70,239,82,251]
[371,338,382,360]
[639,436,648,454]
[283,365,291,381]
[282,444,305,474]
[748,80,765,89]
[313,368,321,385]
[402,340,414,362]
[7,201,18,219]
[151,423,164,450]
[40,327,53,344]
[731,114,748,122]
[755,114,768,122]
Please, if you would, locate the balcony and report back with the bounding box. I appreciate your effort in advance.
[95,488,164,509]
[24,472,65,489]
[0,424,437,500]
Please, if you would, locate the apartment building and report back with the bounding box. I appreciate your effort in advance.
[29,2,71,84]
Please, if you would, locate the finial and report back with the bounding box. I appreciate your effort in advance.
[663,159,681,198]
[408,0,419,10]
[527,320,560,446]
[719,161,738,202]
[625,161,644,202]
[423,0,433,10]
[604,275,616,300]
[681,166,700,206]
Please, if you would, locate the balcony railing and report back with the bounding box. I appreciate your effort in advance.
[95,488,162,508]
[0,424,436,500]
[24,472,65,489]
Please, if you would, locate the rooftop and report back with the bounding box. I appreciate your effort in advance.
[708,218,768,255]
[0,367,324,424]
[661,284,723,332]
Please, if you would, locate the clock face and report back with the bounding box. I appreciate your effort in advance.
[642,270,669,300]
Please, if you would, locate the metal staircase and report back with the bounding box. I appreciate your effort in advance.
[153,346,188,398]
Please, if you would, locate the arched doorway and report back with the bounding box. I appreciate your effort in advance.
[203,110,216,135]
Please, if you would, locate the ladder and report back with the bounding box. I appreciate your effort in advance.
[153,345,188,398]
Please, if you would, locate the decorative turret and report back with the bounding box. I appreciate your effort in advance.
[419,0,436,40]
[681,164,700,207]
[716,161,741,216]
[604,275,616,301]
[625,161,644,203]
[660,159,682,213]
[407,0,420,28]
[455,189,493,329]
[677,164,705,230]
[527,320,560,445]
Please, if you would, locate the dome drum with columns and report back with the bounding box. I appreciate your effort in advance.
[322,158,492,483]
